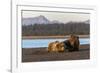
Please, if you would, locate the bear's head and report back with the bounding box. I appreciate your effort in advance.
[68,35,80,51]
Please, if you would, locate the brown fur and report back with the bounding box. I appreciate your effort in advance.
[47,35,80,52]
[56,42,65,52]
[68,35,80,51]
[47,41,65,52]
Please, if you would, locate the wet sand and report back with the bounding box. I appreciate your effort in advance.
[22,44,90,62]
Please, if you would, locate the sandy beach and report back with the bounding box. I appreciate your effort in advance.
[22,44,90,62]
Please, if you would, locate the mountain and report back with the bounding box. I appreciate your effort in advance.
[22,15,90,25]
[22,15,63,25]
[22,15,50,25]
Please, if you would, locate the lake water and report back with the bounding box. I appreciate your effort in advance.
[22,38,90,48]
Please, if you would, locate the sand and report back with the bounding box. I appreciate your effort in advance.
[22,44,90,62]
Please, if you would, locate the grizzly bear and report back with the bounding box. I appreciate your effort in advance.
[47,41,65,52]
[63,35,80,52]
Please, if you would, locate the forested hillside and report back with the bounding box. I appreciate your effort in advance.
[22,22,90,36]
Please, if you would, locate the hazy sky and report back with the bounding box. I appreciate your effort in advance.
[22,10,90,23]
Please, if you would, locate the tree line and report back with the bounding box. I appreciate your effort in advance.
[22,22,90,36]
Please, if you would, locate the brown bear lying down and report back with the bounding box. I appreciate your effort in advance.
[47,35,80,52]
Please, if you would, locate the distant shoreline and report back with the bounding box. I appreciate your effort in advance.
[22,35,90,39]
